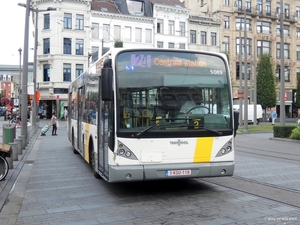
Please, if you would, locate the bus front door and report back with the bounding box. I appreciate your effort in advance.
[98,102,109,179]
[78,88,83,153]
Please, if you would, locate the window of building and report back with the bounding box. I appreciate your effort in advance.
[168,42,174,49]
[257,40,271,56]
[236,0,242,10]
[276,43,290,59]
[145,29,152,43]
[284,25,290,37]
[157,19,163,34]
[92,23,99,39]
[297,46,300,61]
[257,0,262,14]
[157,41,163,48]
[178,22,185,36]
[257,21,271,34]
[201,31,206,45]
[76,39,84,55]
[124,26,131,42]
[91,46,99,63]
[224,0,229,6]
[276,65,290,82]
[76,64,83,78]
[44,14,50,29]
[76,14,84,30]
[64,13,72,29]
[168,20,175,35]
[223,36,229,52]
[135,28,142,42]
[236,62,251,80]
[236,38,251,55]
[296,6,300,18]
[190,30,196,43]
[103,24,110,40]
[43,64,50,81]
[223,16,230,29]
[127,0,144,16]
[236,18,251,31]
[245,0,251,11]
[276,24,280,36]
[43,38,50,54]
[211,32,216,45]
[297,27,300,39]
[266,1,271,15]
[63,63,71,82]
[179,43,185,49]
[285,4,290,19]
[63,38,72,54]
[114,25,121,40]
[297,68,300,80]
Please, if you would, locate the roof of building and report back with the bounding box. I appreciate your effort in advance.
[91,0,121,14]
[150,0,185,8]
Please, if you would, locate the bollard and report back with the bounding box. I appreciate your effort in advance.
[15,138,23,155]
[3,124,16,144]
[5,149,13,169]
[9,142,18,161]
[19,135,26,150]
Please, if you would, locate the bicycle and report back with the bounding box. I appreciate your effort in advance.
[0,152,9,181]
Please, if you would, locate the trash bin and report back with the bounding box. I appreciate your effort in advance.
[3,124,16,144]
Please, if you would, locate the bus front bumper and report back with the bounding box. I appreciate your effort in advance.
[108,162,234,183]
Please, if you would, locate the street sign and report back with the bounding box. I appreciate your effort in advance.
[14,99,19,106]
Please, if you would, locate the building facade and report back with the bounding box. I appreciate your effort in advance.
[184,0,300,117]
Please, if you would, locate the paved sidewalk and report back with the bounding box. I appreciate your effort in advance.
[0,118,67,224]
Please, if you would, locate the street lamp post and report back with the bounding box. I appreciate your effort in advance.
[243,8,248,132]
[18,3,56,128]
[18,48,22,107]
[20,0,31,143]
[280,0,285,125]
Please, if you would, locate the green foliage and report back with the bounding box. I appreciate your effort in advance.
[295,76,300,109]
[114,40,123,48]
[290,126,300,140]
[257,54,277,109]
[273,125,298,138]
[0,89,5,99]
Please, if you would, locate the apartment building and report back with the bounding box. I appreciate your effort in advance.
[184,0,300,117]
[31,0,221,117]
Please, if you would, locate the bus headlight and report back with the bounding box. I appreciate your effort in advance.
[216,139,233,157]
[117,141,138,160]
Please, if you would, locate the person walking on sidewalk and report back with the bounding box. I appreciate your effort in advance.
[271,108,277,125]
[51,112,58,135]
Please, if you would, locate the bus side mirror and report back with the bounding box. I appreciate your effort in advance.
[101,59,113,101]
[233,110,239,137]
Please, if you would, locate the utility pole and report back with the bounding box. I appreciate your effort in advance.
[280,0,285,125]
[243,8,248,132]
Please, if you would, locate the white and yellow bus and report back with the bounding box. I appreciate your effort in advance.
[68,48,239,182]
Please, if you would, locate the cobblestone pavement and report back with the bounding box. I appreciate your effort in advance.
[0,118,299,225]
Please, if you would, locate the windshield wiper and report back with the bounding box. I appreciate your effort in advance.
[135,119,223,138]
[135,118,168,138]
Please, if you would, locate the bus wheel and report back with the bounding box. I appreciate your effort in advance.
[72,133,79,154]
[90,146,101,179]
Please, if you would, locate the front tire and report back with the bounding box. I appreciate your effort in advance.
[72,132,79,154]
[89,142,101,179]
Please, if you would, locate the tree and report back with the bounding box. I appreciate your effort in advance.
[295,76,300,109]
[257,54,277,109]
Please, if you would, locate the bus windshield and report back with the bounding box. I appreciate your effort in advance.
[116,50,232,135]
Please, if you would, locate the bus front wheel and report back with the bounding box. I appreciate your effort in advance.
[89,142,101,179]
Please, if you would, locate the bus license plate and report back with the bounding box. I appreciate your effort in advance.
[165,170,191,176]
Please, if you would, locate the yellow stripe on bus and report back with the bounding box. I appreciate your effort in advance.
[193,137,214,162]
[84,123,90,162]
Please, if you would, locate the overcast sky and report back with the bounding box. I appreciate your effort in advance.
[0,0,34,65]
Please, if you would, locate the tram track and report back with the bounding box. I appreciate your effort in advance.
[235,145,300,162]
[200,175,300,208]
